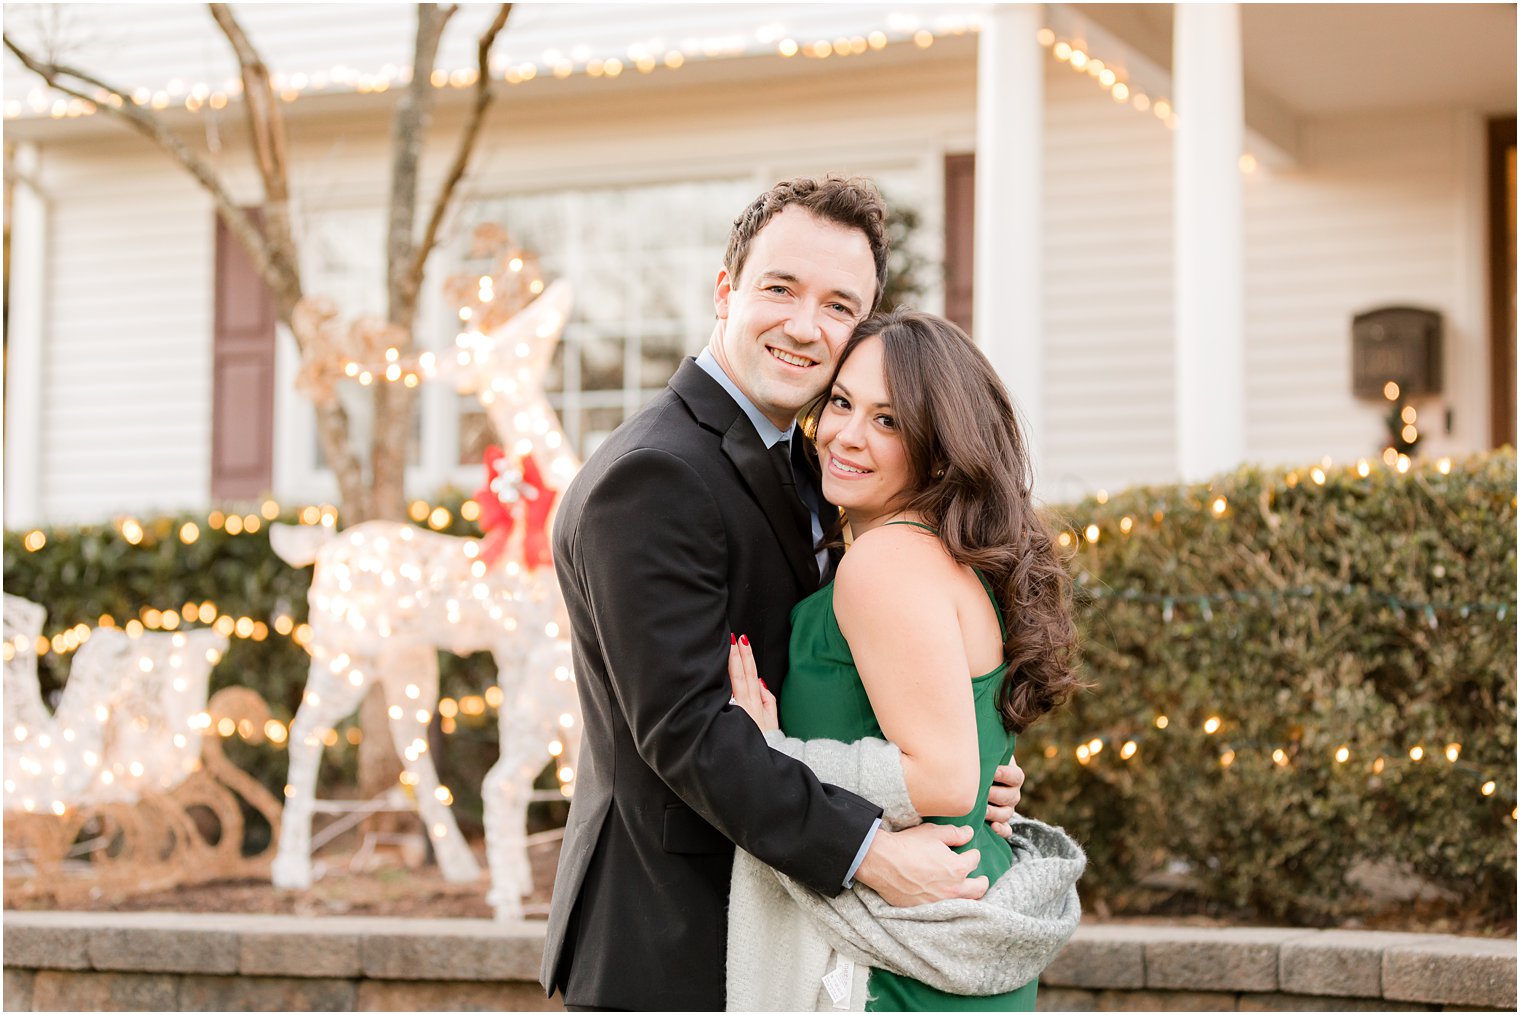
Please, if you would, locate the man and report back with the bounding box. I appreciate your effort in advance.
[543,177,1021,1010]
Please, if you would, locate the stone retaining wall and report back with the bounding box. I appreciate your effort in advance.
[3,911,1514,1011]
[1038,925,1515,1011]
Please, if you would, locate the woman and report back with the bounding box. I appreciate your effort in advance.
[726,308,1082,1011]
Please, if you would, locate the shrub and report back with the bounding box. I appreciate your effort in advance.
[1022,449,1517,924]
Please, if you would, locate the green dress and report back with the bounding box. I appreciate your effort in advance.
[779,522,1039,1012]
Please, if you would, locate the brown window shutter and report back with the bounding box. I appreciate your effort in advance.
[211,211,276,501]
[1489,118,1516,449]
[944,153,976,335]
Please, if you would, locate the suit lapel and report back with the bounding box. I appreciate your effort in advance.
[670,359,818,591]
[721,421,819,590]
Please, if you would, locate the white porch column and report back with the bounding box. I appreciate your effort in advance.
[974,3,1045,476]
[5,142,47,527]
[1173,3,1246,480]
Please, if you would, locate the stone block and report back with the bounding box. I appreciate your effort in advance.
[360,920,544,981]
[1146,927,1303,992]
[1279,930,1427,999]
[177,973,356,1012]
[3,968,36,1011]
[2,921,91,970]
[1035,986,1098,1011]
[356,978,564,1011]
[1239,991,1436,1011]
[1383,935,1517,1010]
[1095,988,1237,1011]
[87,924,239,975]
[239,929,362,978]
[30,971,178,1012]
[1043,925,1149,989]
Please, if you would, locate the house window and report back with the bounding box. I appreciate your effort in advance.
[455,178,754,464]
[287,170,931,501]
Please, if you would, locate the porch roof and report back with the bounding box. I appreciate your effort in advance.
[4,3,1512,145]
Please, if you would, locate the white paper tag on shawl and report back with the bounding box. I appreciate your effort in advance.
[822,955,854,1009]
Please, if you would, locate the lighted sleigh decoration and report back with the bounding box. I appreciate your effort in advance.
[3,594,282,903]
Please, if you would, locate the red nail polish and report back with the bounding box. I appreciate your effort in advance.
[739,634,749,647]
[730,633,736,645]
[759,678,769,691]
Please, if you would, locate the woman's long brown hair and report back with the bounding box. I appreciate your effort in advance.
[805,308,1080,732]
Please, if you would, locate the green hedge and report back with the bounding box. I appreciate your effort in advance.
[5,451,1515,923]
[1023,449,1516,924]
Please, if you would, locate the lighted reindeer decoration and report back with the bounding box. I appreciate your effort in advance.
[272,265,583,918]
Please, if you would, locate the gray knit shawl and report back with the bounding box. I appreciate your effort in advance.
[725,732,1085,1011]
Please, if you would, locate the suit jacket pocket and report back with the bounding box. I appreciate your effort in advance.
[661,802,731,854]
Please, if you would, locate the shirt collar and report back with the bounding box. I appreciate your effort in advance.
[695,346,796,449]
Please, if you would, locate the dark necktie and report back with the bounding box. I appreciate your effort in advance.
[770,437,816,560]
[770,438,803,506]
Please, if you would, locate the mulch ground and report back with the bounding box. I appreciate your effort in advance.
[5,834,1511,939]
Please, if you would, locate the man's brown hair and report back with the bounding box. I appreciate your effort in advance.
[723,176,891,313]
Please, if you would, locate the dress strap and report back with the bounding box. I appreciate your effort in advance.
[973,569,1008,640]
[882,521,1006,639]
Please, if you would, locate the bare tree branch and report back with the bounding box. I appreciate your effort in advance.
[7,3,526,524]
[201,5,370,517]
[207,3,298,288]
[386,2,457,326]
[4,30,370,518]
[2,32,297,313]
[367,3,458,523]
[409,3,512,289]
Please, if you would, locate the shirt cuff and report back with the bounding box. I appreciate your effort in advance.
[842,817,882,888]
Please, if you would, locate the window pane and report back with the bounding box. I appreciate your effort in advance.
[458,406,493,467]
[453,178,752,460]
[578,330,624,391]
[544,335,567,395]
[641,331,686,389]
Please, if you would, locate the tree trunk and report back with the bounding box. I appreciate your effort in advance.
[356,2,455,827]
[357,684,415,840]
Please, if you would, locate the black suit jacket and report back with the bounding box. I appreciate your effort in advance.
[542,359,881,1010]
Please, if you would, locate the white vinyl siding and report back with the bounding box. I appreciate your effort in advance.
[1042,64,1177,499]
[1242,112,1475,467]
[37,143,215,523]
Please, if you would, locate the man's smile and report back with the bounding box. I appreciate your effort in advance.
[767,346,816,369]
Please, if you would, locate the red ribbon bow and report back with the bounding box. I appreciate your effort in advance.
[475,446,557,570]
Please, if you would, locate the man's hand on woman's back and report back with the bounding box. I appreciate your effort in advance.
[855,822,988,906]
